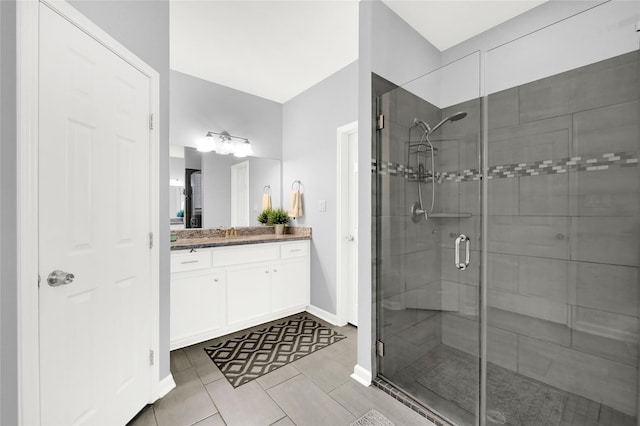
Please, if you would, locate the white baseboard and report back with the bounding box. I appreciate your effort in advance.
[152,373,176,402]
[306,304,344,326]
[351,364,372,386]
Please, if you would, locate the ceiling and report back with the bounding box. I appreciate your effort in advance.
[170,0,546,104]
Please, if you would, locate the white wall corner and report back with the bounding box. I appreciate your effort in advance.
[152,373,176,402]
[351,364,372,387]
[306,305,345,326]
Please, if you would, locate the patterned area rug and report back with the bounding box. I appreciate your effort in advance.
[416,346,564,426]
[350,409,395,426]
[204,316,346,387]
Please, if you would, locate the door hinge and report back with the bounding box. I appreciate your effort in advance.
[38,274,41,288]
[376,114,385,130]
[149,114,154,130]
[149,349,155,366]
[376,340,384,357]
[149,232,154,249]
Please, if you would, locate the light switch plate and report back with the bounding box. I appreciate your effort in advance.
[319,200,327,212]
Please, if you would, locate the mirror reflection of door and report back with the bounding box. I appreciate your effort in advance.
[185,168,202,228]
[231,161,250,227]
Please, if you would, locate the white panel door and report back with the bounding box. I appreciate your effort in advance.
[347,131,359,325]
[38,4,151,425]
[231,161,250,226]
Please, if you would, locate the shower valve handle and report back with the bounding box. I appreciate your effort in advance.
[454,234,470,270]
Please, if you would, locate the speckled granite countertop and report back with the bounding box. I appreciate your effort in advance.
[171,227,311,250]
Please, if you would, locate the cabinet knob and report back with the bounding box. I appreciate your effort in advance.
[214,278,218,282]
[273,269,278,272]
[265,270,269,274]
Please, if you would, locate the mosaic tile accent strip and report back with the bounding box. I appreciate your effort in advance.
[373,377,452,426]
[371,151,639,183]
[204,316,345,387]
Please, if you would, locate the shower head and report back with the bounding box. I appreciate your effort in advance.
[427,111,467,135]
[413,118,430,133]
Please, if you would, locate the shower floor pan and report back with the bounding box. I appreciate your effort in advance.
[394,344,635,426]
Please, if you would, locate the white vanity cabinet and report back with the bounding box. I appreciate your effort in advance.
[170,240,310,350]
[272,241,309,312]
[226,262,273,326]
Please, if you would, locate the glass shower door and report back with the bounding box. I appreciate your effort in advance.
[375,53,482,426]
[484,3,640,425]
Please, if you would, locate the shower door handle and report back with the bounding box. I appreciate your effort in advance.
[454,234,470,270]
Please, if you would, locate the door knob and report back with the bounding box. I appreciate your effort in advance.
[47,270,75,287]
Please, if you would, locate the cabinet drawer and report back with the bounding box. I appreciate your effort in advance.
[280,241,309,259]
[171,250,212,273]
[212,243,279,267]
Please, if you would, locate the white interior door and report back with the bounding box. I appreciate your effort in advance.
[231,161,250,226]
[38,4,151,425]
[347,131,359,325]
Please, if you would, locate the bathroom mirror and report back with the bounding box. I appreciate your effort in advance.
[170,145,282,229]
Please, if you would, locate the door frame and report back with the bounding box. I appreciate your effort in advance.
[336,121,358,326]
[17,1,165,424]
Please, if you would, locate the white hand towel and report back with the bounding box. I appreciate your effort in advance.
[288,190,303,218]
[261,194,272,211]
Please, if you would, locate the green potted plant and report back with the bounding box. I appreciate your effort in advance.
[257,208,272,225]
[267,208,289,235]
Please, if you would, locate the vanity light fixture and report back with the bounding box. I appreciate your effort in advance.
[197,130,254,157]
[197,132,216,153]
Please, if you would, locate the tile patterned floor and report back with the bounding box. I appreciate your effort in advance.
[128,314,434,426]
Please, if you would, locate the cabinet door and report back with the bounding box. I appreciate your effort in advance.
[272,258,309,312]
[226,263,272,326]
[170,269,225,349]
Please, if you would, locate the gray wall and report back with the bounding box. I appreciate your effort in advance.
[68,0,171,380]
[1,1,17,423]
[171,70,283,159]
[357,0,442,378]
[282,61,358,314]
[184,146,202,170]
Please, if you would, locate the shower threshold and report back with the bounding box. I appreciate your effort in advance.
[373,376,453,426]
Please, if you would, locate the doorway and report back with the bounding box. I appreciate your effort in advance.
[337,122,359,326]
[185,168,202,228]
[18,2,165,424]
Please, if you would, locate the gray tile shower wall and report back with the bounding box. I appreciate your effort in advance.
[440,50,639,417]
[378,86,443,314]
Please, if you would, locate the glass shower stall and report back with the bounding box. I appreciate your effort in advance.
[374,4,640,426]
